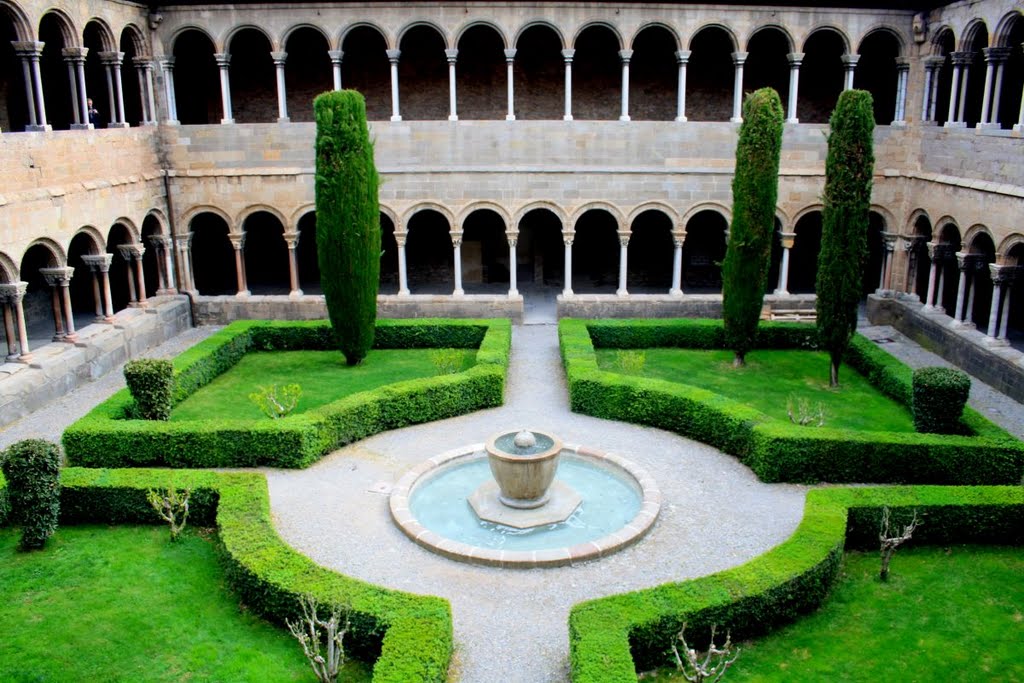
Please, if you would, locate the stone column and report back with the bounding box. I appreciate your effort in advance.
[101,52,129,126]
[922,56,944,121]
[507,233,519,296]
[979,47,1011,128]
[40,267,76,342]
[785,52,803,123]
[149,235,177,295]
[935,252,947,313]
[956,52,973,126]
[176,234,196,293]
[328,50,343,90]
[63,47,89,128]
[116,245,140,305]
[133,56,157,125]
[670,231,685,295]
[902,239,919,298]
[99,51,117,126]
[616,232,630,296]
[2,297,17,359]
[618,49,632,121]
[0,282,32,362]
[444,48,459,121]
[892,57,910,125]
[562,49,574,121]
[841,54,859,91]
[730,52,748,122]
[504,48,516,120]
[985,265,1007,340]
[158,56,178,124]
[228,233,249,296]
[395,231,410,295]
[387,49,401,121]
[775,232,796,295]
[129,244,147,305]
[880,232,896,292]
[965,260,979,325]
[12,43,48,130]
[923,242,940,308]
[951,252,970,324]
[978,48,997,127]
[945,53,964,126]
[283,231,302,297]
[271,51,289,122]
[451,231,464,296]
[675,50,690,122]
[562,232,574,296]
[81,254,115,321]
[997,272,1013,341]
[214,53,235,124]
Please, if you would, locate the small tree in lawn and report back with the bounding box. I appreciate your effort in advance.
[721,87,784,367]
[816,89,875,386]
[314,89,380,365]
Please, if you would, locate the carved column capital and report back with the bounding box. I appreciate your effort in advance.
[81,253,114,272]
[0,281,28,304]
[40,266,74,286]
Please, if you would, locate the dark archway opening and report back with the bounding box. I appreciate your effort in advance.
[19,243,60,346]
[457,25,505,120]
[141,215,161,298]
[765,218,783,294]
[517,209,564,287]
[106,224,134,312]
[229,29,275,123]
[284,27,331,123]
[573,210,619,293]
[341,26,390,121]
[190,213,235,296]
[745,28,790,107]
[573,25,619,120]
[406,210,452,294]
[398,25,447,121]
[854,31,899,125]
[242,212,289,295]
[932,29,955,125]
[297,212,320,293]
[630,25,676,121]
[789,212,822,294]
[0,9,28,132]
[462,210,509,293]
[379,213,398,294]
[39,13,72,130]
[119,28,143,126]
[998,18,1024,129]
[83,22,110,127]
[627,210,673,292]
[1004,244,1024,347]
[963,26,990,128]
[800,30,845,123]
[966,233,995,329]
[67,232,100,319]
[173,30,218,125]
[688,26,734,122]
[863,212,885,297]
[937,223,962,314]
[515,25,563,120]
[682,210,727,292]
[909,215,933,300]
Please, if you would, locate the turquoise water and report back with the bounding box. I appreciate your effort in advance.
[409,456,642,551]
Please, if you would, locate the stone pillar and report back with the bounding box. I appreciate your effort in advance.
[228,233,249,296]
[935,253,947,313]
[775,232,796,295]
[965,260,979,326]
[730,52,748,122]
[151,235,177,294]
[99,51,117,126]
[880,233,896,292]
[997,273,1013,341]
[1016,43,1024,132]
[215,53,234,124]
[101,51,129,126]
[0,282,32,362]
[507,233,519,296]
[618,49,632,121]
[985,264,1007,341]
[395,231,410,295]
[387,49,401,121]
[158,56,177,124]
[616,232,630,296]
[176,234,196,293]
[133,56,157,126]
[283,231,302,297]
[951,252,970,324]
[117,244,145,305]
[63,47,90,128]
[670,232,685,295]
[945,53,964,125]
[451,231,464,296]
[328,50,343,90]
[2,298,16,359]
[562,232,574,296]
[786,52,803,123]
[562,49,574,121]
[271,51,289,122]
[445,48,458,121]
[40,267,76,342]
[922,56,944,121]
[955,52,973,126]
[892,57,910,125]
[504,48,516,120]
[12,42,49,130]
[923,242,940,309]
[979,47,1011,128]
[978,48,997,127]
[674,50,690,122]
[81,254,115,321]
[841,54,859,91]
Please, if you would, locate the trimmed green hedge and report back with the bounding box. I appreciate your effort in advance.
[1,467,452,682]
[561,319,1024,484]
[568,485,1024,682]
[63,319,510,469]
[912,366,971,434]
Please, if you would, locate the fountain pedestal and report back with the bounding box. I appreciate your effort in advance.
[468,480,582,529]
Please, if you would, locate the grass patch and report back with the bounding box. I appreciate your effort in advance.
[172,349,475,421]
[642,545,1024,682]
[0,525,372,682]
[596,348,915,433]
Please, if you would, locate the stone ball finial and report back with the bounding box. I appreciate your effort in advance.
[513,430,536,449]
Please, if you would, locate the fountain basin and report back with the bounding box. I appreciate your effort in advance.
[389,442,661,568]
[484,429,564,509]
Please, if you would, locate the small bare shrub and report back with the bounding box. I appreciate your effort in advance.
[287,594,350,683]
[615,350,647,375]
[429,348,464,375]
[671,623,740,683]
[786,395,827,427]
[249,383,302,419]
[147,487,191,542]
[879,506,921,582]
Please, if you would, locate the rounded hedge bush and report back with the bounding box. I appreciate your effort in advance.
[1,439,62,549]
[124,358,174,420]
[912,366,971,434]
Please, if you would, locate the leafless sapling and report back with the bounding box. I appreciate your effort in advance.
[146,487,191,542]
[879,506,921,582]
[671,622,740,683]
[286,594,351,683]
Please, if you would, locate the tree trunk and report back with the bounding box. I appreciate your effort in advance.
[733,352,746,368]
[830,360,840,387]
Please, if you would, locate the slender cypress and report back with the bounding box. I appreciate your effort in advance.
[314,90,380,365]
[816,89,875,386]
[722,87,785,366]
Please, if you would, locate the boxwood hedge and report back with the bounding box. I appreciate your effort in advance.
[0,467,452,683]
[568,485,1024,682]
[560,319,1024,485]
[63,319,510,469]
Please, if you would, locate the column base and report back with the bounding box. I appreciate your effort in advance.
[142,120,157,127]
[220,118,235,125]
[505,114,515,121]
[785,118,799,124]
[107,122,129,129]
[773,288,790,296]
[17,353,34,364]
[448,114,458,121]
[563,114,573,121]
[453,288,465,297]
[25,124,52,132]
[277,117,290,123]
[398,288,410,296]
[155,288,177,296]
[63,333,79,343]
[7,353,20,362]
[164,120,180,126]
[618,115,630,122]
[976,122,999,130]
[674,116,687,122]
[508,289,519,298]
[390,115,402,122]
[943,121,967,128]
[949,319,976,330]
[1014,123,1024,133]
[70,123,93,130]
[669,288,683,296]
[562,289,574,297]
[984,336,1010,347]
[235,290,251,298]
[289,289,304,298]
[616,288,628,297]
[889,120,907,127]
[729,116,743,123]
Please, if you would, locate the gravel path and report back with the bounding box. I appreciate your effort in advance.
[265,324,808,682]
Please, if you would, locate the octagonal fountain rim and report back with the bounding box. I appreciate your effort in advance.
[389,442,662,569]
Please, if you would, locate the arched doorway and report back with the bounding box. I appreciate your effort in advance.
[863,211,886,297]
[936,222,962,313]
[962,22,989,128]
[296,212,320,294]
[398,25,447,120]
[19,242,62,346]
[172,29,219,124]
[516,208,564,288]
[228,28,275,123]
[456,24,505,120]
[514,24,563,120]
[0,4,29,132]
[189,213,236,295]
[83,20,114,128]
[284,26,331,122]
[964,232,995,329]
[932,28,955,125]
[39,11,75,130]
[141,214,163,297]
[572,209,619,293]
[997,15,1024,129]
[573,24,620,120]
[687,26,735,121]
[629,25,677,121]
[379,213,398,294]
[682,209,727,292]
[340,25,390,121]
[405,210,452,294]
[855,30,900,125]
[106,223,137,311]
[745,27,790,108]
[800,29,846,123]
[462,210,509,293]
[67,231,103,322]
[627,210,674,292]
[242,211,289,295]
[118,26,145,126]
[789,211,822,294]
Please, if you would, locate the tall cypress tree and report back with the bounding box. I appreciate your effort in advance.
[314,90,380,365]
[816,89,875,386]
[722,87,784,367]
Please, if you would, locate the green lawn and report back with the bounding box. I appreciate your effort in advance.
[597,348,916,432]
[0,525,372,682]
[172,348,476,421]
[643,546,1024,682]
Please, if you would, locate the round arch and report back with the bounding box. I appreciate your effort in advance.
[960,19,989,51]
[681,201,731,226]
[964,224,996,251]
[109,217,140,243]
[744,24,795,52]
[380,204,401,232]
[904,208,932,236]
[84,17,116,51]
[236,204,288,231]
[454,20,509,49]
[339,21,391,51]
[856,25,907,56]
[281,22,330,49]
[404,202,456,229]
[457,201,512,230]
[183,204,233,230]
[0,251,18,282]
[995,11,1024,47]
[143,208,168,235]
[570,202,626,231]
[627,201,680,227]
[934,216,960,241]
[571,21,623,50]
[168,24,217,54]
[775,207,792,232]
[288,204,316,231]
[688,23,739,51]
[930,24,956,55]
[23,237,67,266]
[396,20,449,48]
[39,9,77,47]
[801,25,852,53]
[868,204,897,231]
[629,22,680,51]
[997,233,1024,259]
[224,23,276,53]
[120,22,145,54]
[0,1,31,41]
[514,201,568,229]
[513,20,566,49]
[70,225,106,254]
